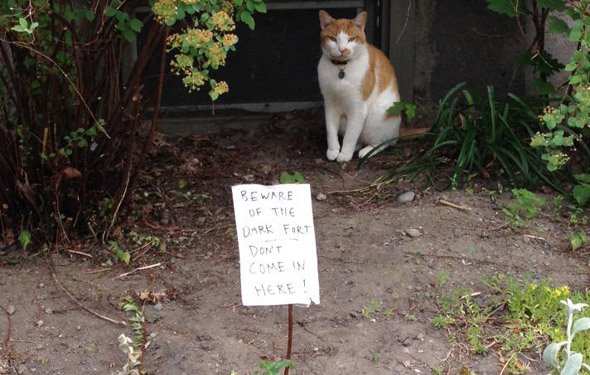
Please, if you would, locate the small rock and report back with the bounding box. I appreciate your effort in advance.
[405,228,422,238]
[17,364,28,374]
[38,283,45,288]
[153,302,163,311]
[398,191,415,204]
[44,308,53,315]
[349,311,358,319]
[316,193,327,201]
[7,305,16,315]
[35,320,44,327]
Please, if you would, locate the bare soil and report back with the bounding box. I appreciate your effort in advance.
[1,111,588,375]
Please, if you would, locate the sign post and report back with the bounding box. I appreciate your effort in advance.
[232,184,320,372]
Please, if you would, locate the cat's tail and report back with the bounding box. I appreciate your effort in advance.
[399,127,430,139]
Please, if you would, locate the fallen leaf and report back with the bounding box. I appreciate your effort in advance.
[62,167,82,179]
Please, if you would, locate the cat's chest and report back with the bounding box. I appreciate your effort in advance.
[318,57,368,94]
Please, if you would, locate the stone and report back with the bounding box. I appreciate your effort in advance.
[153,302,163,311]
[6,305,16,315]
[398,191,415,203]
[316,193,327,201]
[405,228,423,238]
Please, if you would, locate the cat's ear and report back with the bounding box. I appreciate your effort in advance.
[319,10,335,30]
[354,11,368,30]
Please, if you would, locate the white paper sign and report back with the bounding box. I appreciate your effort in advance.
[232,184,320,306]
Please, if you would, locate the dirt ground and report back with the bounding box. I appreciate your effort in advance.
[0,111,588,375]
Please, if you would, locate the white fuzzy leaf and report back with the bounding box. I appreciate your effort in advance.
[572,317,590,336]
[544,342,566,369]
[560,353,583,375]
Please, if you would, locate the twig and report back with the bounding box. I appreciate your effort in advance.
[85,267,112,274]
[522,234,548,243]
[499,352,517,375]
[115,263,162,279]
[437,199,472,212]
[326,186,371,195]
[0,305,12,347]
[66,249,93,258]
[47,255,127,326]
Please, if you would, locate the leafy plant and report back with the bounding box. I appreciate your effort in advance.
[362,299,382,318]
[387,84,559,189]
[116,298,147,375]
[433,274,590,373]
[543,299,590,374]
[573,174,590,207]
[387,101,417,123]
[109,240,131,264]
[252,359,295,375]
[279,171,305,184]
[570,231,589,250]
[0,0,266,247]
[158,0,267,99]
[526,1,590,204]
[503,188,546,227]
[432,314,454,329]
[18,231,32,250]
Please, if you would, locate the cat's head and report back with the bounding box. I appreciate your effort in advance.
[319,10,368,62]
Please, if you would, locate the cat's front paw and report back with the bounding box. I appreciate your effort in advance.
[336,152,353,163]
[326,149,339,161]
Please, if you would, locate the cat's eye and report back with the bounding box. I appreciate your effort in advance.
[348,37,356,42]
[329,36,337,42]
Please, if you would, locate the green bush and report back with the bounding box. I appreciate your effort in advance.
[386,84,560,189]
[0,0,264,246]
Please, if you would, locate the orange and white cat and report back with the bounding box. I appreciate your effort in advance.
[318,10,401,162]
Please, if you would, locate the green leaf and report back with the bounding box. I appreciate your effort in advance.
[209,91,219,101]
[253,2,267,13]
[560,352,583,375]
[570,231,588,250]
[543,341,566,369]
[240,11,256,30]
[575,174,590,184]
[548,16,570,34]
[129,18,143,33]
[19,18,28,28]
[573,183,590,206]
[123,29,136,43]
[18,231,32,250]
[279,171,305,184]
[105,6,117,17]
[487,0,521,17]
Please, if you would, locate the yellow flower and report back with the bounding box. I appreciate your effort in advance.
[211,10,235,31]
[213,81,229,96]
[222,33,238,47]
[182,70,206,92]
[153,0,178,25]
[207,43,226,68]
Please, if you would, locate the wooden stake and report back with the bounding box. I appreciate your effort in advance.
[284,304,293,375]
